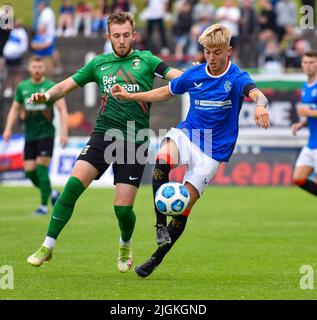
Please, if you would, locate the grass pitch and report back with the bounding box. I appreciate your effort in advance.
[1,185,317,300]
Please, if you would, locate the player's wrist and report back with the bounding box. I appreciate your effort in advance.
[44,92,51,102]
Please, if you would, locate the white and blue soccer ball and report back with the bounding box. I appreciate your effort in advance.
[155,182,190,216]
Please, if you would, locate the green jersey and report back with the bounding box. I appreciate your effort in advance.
[15,78,56,141]
[72,50,171,143]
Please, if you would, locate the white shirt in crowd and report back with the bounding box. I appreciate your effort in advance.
[215,6,241,37]
[38,6,56,36]
[3,27,28,60]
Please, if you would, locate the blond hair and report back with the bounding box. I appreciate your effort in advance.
[198,24,231,48]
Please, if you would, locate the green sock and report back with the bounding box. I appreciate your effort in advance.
[114,205,136,242]
[25,170,39,188]
[36,165,52,206]
[47,176,86,239]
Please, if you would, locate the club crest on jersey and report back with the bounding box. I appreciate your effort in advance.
[224,80,232,93]
[132,59,140,69]
[312,89,317,97]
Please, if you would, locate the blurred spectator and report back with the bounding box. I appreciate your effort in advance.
[31,24,55,77]
[215,0,240,61]
[238,0,258,67]
[257,29,282,72]
[141,0,170,55]
[172,1,193,66]
[258,0,277,32]
[32,0,51,31]
[37,1,56,37]
[3,19,28,98]
[281,26,311,69]
[56,0,75,37]
[184,22,208,66]
[192,0,215,24]
[35,1,64,76]
[0,28,11,89]
[92,0,108,38]
[275,0,297,41]
[111,0,137,14]
[73,1,93,37]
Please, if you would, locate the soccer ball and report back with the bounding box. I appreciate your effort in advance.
[155,182,190,216]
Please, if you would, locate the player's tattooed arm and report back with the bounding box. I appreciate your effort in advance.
[249,89,270,129]
[111,84,173,102]
[28,77,80,104]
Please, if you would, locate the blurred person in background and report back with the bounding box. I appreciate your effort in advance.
[73,1,93,37]
[257,29,282,72]
[281,26,311,69]
[192,0,215,24]
[111,0,137,14]
[31,24,55,77]
[172,1,193,67]
[258,0,277,33]
[2,56,68,215]
[238,0,258,68]
[215,0,240,62]
[32,0,51,32]
[92,0,108,38]
[275,0,297,41]
[3,18,28,98]
[56,0,76,37]
[141,0,170,55]
[291,51,317,197]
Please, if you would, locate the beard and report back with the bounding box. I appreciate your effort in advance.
[111,41,133,58]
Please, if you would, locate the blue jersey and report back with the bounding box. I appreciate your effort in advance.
[301,82,317,149]
[169,61,255,162]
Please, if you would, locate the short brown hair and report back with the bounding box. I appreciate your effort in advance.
[28,55,44,64]
[303,50,317,59]
[107,11,135,32]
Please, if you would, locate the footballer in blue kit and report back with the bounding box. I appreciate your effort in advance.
[292,51,317,195]
[112,24,270,277]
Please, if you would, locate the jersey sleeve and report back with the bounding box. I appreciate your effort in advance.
[235,71,256,97]
[14,83,23,104]
[169,72,188,95]
[72,58,96,86]
[148,54,172,79]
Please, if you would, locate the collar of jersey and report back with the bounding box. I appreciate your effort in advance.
[205,60,232,79]
[307,78,317,88]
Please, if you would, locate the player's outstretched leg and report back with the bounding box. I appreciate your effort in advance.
[152,158,173,247]
[27,176,86,266]
[134,213,189,278]
[115,205,135,272]
[293,166,317,196]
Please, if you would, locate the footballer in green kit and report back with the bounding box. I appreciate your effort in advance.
[26,11,182,272]
[3,56,69,215]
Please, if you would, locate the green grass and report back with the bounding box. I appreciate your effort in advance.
[1,186,317,300]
